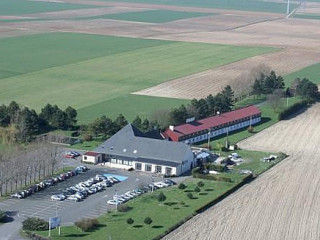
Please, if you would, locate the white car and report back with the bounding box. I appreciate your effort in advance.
[107,199,123,205]
[67,195,80,202]
[51,195,64,201]
[113,195,126,202]
[154,182,167,188]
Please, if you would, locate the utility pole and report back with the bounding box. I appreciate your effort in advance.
[287,0,290,15]
[207,130,211,150]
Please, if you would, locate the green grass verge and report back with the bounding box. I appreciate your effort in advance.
[0,33,276,123]
[284,62,320,86]
[85,10,214,23]
[0,0,98,16]
[94,0,295,13]
[293,13,320,20]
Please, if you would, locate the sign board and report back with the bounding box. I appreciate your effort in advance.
[49,216,61,229]
[186,117,195,123]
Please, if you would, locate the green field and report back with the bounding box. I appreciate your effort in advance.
[86,10,214,23]
[293,14,320,20]
[284,62,320,86]
[0,0,97,16]
[0,33,276,124]
[94,0,296,13]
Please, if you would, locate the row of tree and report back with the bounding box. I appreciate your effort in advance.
[0,140,62,196]
[0,102,77,142]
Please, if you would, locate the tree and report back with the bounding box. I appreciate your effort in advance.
[169,105,188,125]
[222,85,234,107]
[65,106,77,129]
[144,217,153,225]
[267,89,284,112]
[112,114,128,133]
[157,192,166,204]
[197,99,209,118]
[194,186,200,193]
[141,119,150,132]
[132,116,142,129]
[296,78,319,100]
[197,181,204,188]
[126,218,134,225]
[178,183,186,189]
[187,193,193,199]
[252,75,265,96]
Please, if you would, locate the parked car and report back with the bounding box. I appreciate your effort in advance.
[67,195,80,202]
[164,179,176,186]
[51,195,64,201]
[63,154,75,159]
[11,193,24,199]
[107,199,123,205]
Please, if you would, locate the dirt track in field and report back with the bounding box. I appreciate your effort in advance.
[164,103,320,240]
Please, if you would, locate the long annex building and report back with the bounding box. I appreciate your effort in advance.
[164,105,261,144]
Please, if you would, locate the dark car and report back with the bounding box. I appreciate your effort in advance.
[164,179,176,186]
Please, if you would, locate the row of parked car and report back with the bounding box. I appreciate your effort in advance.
[63,151,81,159]
[10,165,89,199]
[50,174,120,202]
[107,179,176,205]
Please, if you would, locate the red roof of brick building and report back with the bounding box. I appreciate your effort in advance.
[84,151,100,157]
[164,105,261,141]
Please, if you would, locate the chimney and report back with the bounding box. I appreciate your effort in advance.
[169,125,174,131]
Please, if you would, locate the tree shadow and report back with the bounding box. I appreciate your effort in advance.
[87,224,107,232]
[133,225,143,228]
[183,205,189,207]
[152,225,163,229]
[205,188,214,191]
[65,234,89,237]
[184,190,193,193]
[164,202,178,206]
[173,207,180,210]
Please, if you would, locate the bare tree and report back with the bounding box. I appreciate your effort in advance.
[267,89,285,112]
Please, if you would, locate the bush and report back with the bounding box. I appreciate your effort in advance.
[178,183,187,190]
[118,204,131,212]
[22,217,49,231]
[197,181,204,188]
[158,192,166,203]
[247,126,254,133]
[71,131,80,137]
[75,218,99,232]
[83,134,93,141]
[144,217,153,225]
[194,186,200,193]
[187,193,193,199]
[0,210,6,223]
[126,218,134,225]
[192,167,232,182]
[204,163,226,172]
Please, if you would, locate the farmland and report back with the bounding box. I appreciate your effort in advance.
[284,62,320,86]
[164,103,320,240]
[0,33,275,123]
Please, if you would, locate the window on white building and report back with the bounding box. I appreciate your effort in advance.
[145,164,152,172]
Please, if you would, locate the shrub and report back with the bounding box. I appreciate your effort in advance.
[192,167,232,182]
[144,217,153,225]
[118,204,131,212]
[187,193,193,199]
[75,218,99,232]
[22,217,49,231]
[83,134,93,141]
[126,218,134,225]
[197,181,204,188]
[194,186,200,193]
[0,210,6,222]
[71,131,80,137]
[158,192,166,203]
[204,163,226,172]
[247,126,254,133]
[178,183,187,190]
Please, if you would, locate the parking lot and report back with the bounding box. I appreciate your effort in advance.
[0,166,168,225]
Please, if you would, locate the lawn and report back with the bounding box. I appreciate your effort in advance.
[36,178,243,240]
[0,0,97,16]
[86,10,214,23]
[0,33,276,123]
[95,0,295,13]
[284,62,320,86]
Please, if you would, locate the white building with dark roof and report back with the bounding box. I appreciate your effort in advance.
[94,124,196,176]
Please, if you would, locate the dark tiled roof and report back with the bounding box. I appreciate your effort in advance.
[94,124,192,166]
[84,151,100,157]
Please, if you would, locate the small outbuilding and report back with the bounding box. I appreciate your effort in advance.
[82,151,102,164]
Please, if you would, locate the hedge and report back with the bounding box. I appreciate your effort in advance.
[278,100,309,120]
[192,167,232,182]
[22,218,49,231]
[75,218,99,232]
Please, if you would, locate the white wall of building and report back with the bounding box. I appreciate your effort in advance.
[185,117,261,144]
[82,154,102,164]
